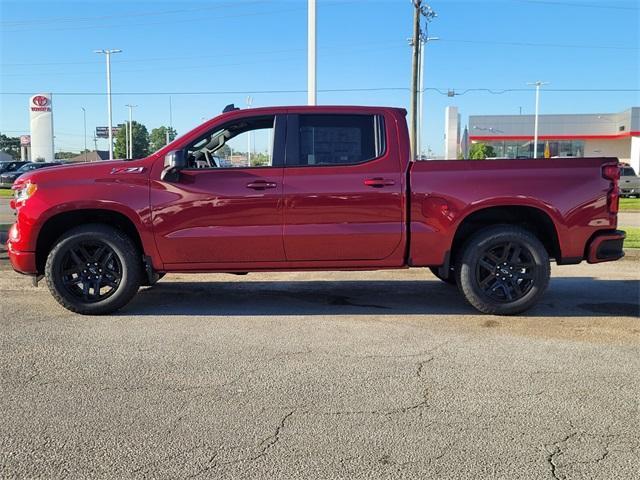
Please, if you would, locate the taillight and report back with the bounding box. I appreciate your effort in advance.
[602,164,620,181]
[608,188,619,214]
[602,163,620,214]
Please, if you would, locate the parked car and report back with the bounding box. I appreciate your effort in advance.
[7,105,626,315]
[620,165,639,197]
[0,160,29,175]
[0,162,62,188]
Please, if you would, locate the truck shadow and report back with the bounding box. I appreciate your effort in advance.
[125,277,640,317]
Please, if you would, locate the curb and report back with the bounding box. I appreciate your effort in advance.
[623,248,640,260]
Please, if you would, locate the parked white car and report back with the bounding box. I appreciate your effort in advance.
[620,165,640,198]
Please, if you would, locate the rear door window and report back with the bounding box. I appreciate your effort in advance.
[289,114,385,166]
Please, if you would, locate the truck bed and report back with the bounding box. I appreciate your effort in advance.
[408,157,617,266]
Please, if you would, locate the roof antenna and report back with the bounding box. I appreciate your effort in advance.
[222,104,240,113]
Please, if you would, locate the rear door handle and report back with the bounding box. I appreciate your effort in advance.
[246,180,277,190]
[364,177,395,188]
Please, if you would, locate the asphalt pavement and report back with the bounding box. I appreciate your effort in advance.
[1,254,638,479]
[0,196,14,226]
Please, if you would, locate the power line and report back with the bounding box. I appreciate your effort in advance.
[1,0,361,33]
[0,88,410,96]
[3,36,634,70]
[441,38,638,51]
[1,6,305,33]
[0,1,260,26]
[517,0,639,10]
[0,44,407,76]
[0,87,636,97]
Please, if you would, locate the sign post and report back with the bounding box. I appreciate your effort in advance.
[29,93,54,162]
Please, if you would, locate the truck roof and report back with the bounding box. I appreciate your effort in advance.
[217,105,407,116]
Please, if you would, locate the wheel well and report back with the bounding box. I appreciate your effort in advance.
[450,206,560,265]
[35,209,144,274]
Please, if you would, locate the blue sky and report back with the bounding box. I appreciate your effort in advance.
[1,0,638,156]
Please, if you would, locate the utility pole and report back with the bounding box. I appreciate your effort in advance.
[308,0,317,105]
[409,1,436,160]
[527,81,549,158]
[81,107,87,162]
[126,104,137,158]
[94,49,122,160]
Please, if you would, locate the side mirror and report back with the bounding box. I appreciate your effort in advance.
[161,150,187,182]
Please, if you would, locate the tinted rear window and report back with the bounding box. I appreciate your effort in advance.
[621,167,636,176]
[295,114,385,166]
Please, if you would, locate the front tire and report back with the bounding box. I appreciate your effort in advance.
[45,224,142,315]
[456,225,550,315]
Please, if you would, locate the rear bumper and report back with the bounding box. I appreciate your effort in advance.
[586,230,626,264]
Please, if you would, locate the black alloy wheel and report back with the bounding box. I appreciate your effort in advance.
[45,224,141,315]
[456,225,550,315]
[59,241,122,302]
[475,241,535,303]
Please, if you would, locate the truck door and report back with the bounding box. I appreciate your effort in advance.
[150,114,286,265]
[282,113,404,261]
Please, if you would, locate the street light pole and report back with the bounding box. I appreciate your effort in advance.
[81,107,87,162]
[527,81,549,158]
[308,0,317,105]
[166,96,173,146]
[94,49,122,160]
[124,122,129,160]
[246,96,253,166]
[126,104,137,159]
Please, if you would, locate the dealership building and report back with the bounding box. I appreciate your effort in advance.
[464,107,639,171]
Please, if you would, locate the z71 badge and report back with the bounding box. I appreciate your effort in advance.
[110,167,146,174]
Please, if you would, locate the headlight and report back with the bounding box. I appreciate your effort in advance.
[14,182,38,203]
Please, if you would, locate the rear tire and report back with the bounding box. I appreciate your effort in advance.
[456,225,550,315]
[45,224,142,315]
[429,266,456,285]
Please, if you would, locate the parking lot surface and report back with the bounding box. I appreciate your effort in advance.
[1,255,638,479]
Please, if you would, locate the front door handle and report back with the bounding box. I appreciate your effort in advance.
[246,180,277,190]
[364,177,395,188]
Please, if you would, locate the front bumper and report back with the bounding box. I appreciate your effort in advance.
[6,224,37,274]
[586,230,626,264]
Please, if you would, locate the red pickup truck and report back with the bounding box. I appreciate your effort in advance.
[7,105,625,315]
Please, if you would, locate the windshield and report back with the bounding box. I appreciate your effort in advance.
[17,163,39,172]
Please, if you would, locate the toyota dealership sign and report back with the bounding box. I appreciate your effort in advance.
[31,95,51,111]
[29,93,54,162]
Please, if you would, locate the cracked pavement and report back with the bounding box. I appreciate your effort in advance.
[1,258,639,479]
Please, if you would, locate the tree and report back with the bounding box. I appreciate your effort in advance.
[55,151,80,160]
[216,144,231,159]
[149,126,178,153]
[0,133,21,159]
[114,121,150,159]
[468,143,496,160]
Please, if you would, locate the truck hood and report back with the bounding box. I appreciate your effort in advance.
[14,159,150,188]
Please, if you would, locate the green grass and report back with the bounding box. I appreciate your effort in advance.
[623,227,640,249]
[620,198,640,211]
[0,189,13,198]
